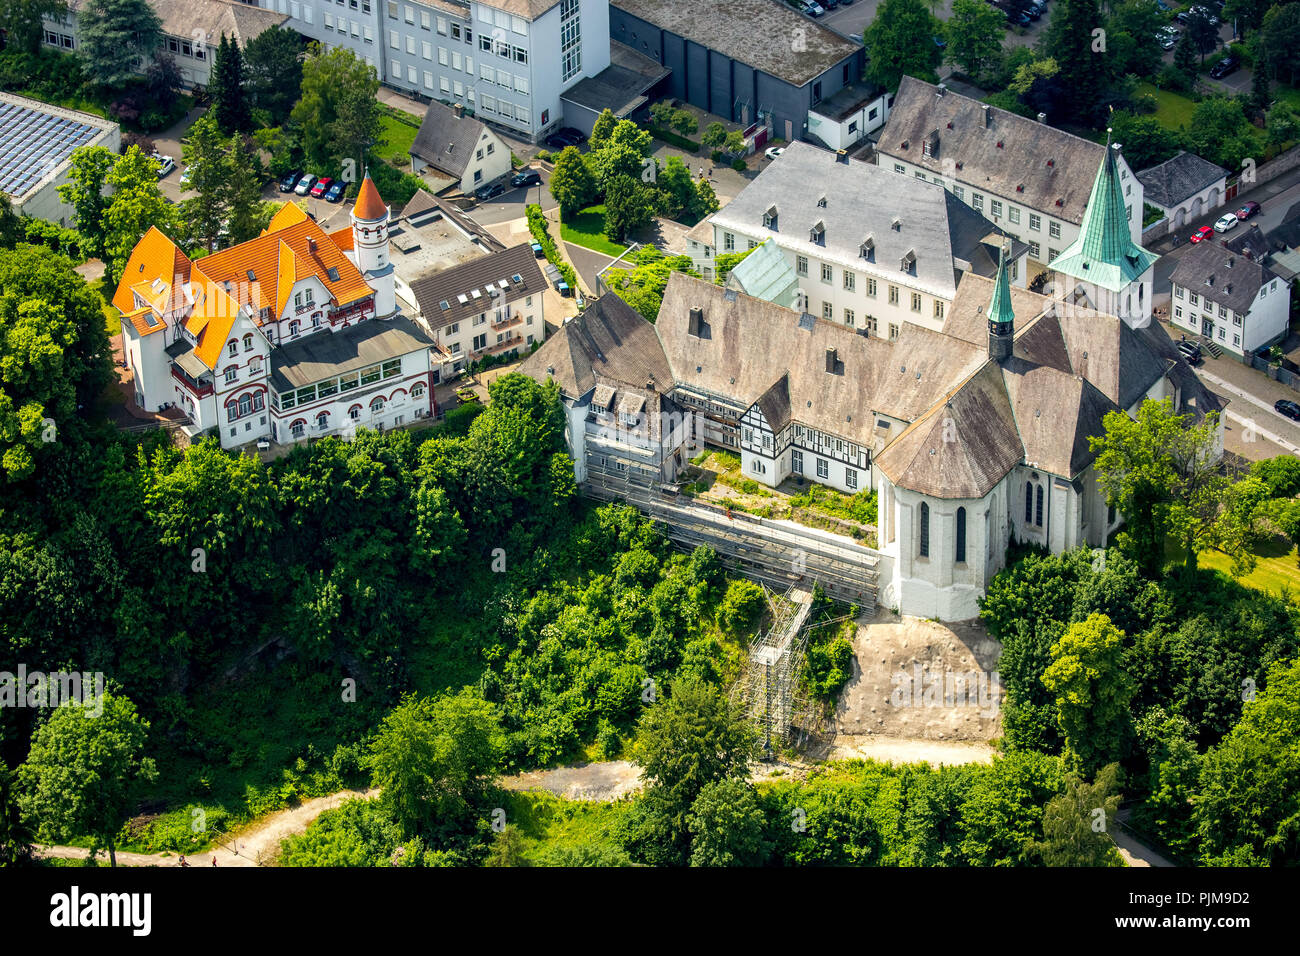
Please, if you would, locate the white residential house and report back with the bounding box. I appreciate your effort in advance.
[1169,240,1289,357]
[1136,151,1230,229]
[409,100,512,193]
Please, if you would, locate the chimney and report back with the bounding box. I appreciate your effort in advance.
[936,83,947,97]
[825,347,838,373]
[688,307,703,336]
[836,149,849,164]
[1037,112,1047,124]
[452,102,465,118]
[982,104,992,128]
[308,237,317,254]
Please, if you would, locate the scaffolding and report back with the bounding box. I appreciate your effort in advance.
[734,584,818,757]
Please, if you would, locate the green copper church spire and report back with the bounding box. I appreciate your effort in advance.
[988,241,1014,361]
[1050,131,1158,294]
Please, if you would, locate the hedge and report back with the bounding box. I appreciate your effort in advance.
[648,126,701,154]
[525,203,580,293]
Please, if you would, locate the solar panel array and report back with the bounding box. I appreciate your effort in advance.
[0,99,101,199]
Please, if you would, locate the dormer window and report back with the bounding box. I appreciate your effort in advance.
[810,221,825,245]
[763,205,778,230]
[891,217,902,232]
[901,250,916,274]
[817,195,827,208]
[860,237,875,262]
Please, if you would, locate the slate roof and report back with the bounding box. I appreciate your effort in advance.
[711,142,1022,301]
[270,316,433,391]
[1169,240,1279,316]
[519,293,673,399]
[610,0,861,88]
[410,101,497,179]
[67,0,287,45]
[876,76,1109,226]
[1136,151,1228,209]
[406,243,545,331]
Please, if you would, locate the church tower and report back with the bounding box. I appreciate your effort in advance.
[351,173,396,318]
[1050,135,1158,328]
[987,241,1015,361]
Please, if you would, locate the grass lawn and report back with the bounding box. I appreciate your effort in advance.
[1166,533,1300,600]
[559,206,628,257]
[93,276,120,336]
[1135,82,1198,131]
[376,108,419,166]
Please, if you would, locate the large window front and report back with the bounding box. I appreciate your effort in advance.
[560,0,581,81]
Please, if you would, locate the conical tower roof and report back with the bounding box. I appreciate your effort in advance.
[1050,137,1157,293]
[352,174,388,221]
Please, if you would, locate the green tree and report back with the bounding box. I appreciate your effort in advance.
[1042,0,1108,123]
[945,0,1006,80]
[864,0,943,91]
[1029,763,1125,866]
[634,678,756,840]
[1133,707,1200,858]
[243,26,303,125]
[103,146,177,283]
[225,134,272,245]
[180,114,231,252]
[1193,657,1300,865]
[603,246,699,321]
[1106,0,1166,79]
[689,176,720,222]
[1223,0,1271,39]
[588,108,618,152]
[1089,398,1227,576]
[602,173,655,243]
[717,578,765,634]
[1184,6,1220,65]
[1108,111,1182,170]
[291,45,380,171]
[0,193,22,250]
[209,34,252,134]
[1172,29,1199,87]
[56,144,116,261]
[77,0,162,89]
[483,824,530,866]
[671,109,698,137]
[368,689,505,837]
[958,751,1064,865]
[688,778,770,866]
[653,155,696,220]
[17,694,157,866]
[0,762,33,866]
[549,146,597,217]
[0,0,68,55]
[1266,102,1300,153]
[1185,97,1254,186]
[701,121,728,150]
[0,244,114,481]
[1041,613,1135,774]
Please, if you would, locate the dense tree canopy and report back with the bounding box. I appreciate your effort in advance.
[77,0,162,88]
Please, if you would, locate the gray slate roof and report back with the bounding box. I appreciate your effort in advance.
[1136,151,1229,209]
[519,293,673,399]
[407,243,545,332]
[410,101,496,178]
[876,76,1109,226]
[711,142,1022,300]
[610,0,860,88]
[270,316,433,391]
[1169,241,1278,316]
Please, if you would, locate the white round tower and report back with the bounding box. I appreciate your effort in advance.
[351,174,396,318]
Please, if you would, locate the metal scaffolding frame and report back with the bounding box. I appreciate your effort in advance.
[733,584,819,757]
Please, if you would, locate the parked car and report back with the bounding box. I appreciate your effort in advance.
[1154,0,1171,11]
[179,167,193,187]
[294,174,317,196]
[1178,341,1203,365]
[279,171,302,193]
[764,146,785,161]
[1276,399,1300,422]
[1186,4,1220,24]
[1006,8,1032,26]
[821,0,839,8]
[799,0,825,15]
[1213,212,1239,233]
[511,168,542,187]
[310,176,333,198]
[1209,54,1240,79]
[545,129,584,149]
[1190,225,1214,243]
[1237,200,1261,220]
[154,155,176,178]
[558,127,587,145]
[1157,26,1178,50]
[475,181,506,201]
[324,179,347,203]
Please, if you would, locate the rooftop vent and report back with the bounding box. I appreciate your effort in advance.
[955,161,963,170]
[901,139,910,149]
[817,195,827,208]
[983,104,992,128]
[1056,198,1064,206]
[1037,112,1047,123]
[546,366,554,376]
[688,307,703,336]
[247,269,256,282]
[308,237,317,253]
[835,149,848,164]
[946,121,953,129]
[825,347,838,374]
[1227,258,1235,268]
[326,267,340,282]
[936,84,947,97]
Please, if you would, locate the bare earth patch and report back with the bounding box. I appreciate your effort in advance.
[500,761,642,802]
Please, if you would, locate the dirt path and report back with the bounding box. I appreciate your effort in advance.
[500,761,642,801]
[34,789,379,868]
[829,735,996,765]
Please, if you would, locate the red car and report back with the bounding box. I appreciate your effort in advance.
[1237,201,1261,220]
[310,176,333,198]
[1190,225,1214,243]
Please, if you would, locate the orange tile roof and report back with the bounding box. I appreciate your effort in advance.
[353,175,388,221]
[327,226,354,252]
[113,226,192,316]
[123,305,166,337]
[184,265,245,371]
[197,216,373,316]
[264,201,309,234]
[276,240,300,319]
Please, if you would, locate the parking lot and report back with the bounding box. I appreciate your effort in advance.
[817,0,1048,51]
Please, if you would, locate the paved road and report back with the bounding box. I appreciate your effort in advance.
[821,0,1047,49]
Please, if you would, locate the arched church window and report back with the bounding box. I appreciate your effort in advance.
[956,507,966,563]
[919,502,930,558]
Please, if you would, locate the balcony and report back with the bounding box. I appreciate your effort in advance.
[170,363,213,397]
[491,312,522,332]
[476,333,524,357]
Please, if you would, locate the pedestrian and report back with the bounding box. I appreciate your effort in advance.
[211,856,217,866]
[178,855,188,867]
[698,166,704,180]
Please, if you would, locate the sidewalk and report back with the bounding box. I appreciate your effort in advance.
[1148,161,1300,255]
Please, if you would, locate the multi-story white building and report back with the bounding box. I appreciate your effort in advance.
[115,175,439,448]
[1170,239,1288,357]
[407,241,548,381]
[43,0,289,89]
[705,142,1028,338]
[250,0,610,142]
[876,77,1144,276]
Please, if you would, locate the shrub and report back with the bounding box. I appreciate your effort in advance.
[731,158,747,172]
[710,149,723,163]
[648,126,700,153]
[536,149,553,163]
[718,579,766,634]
